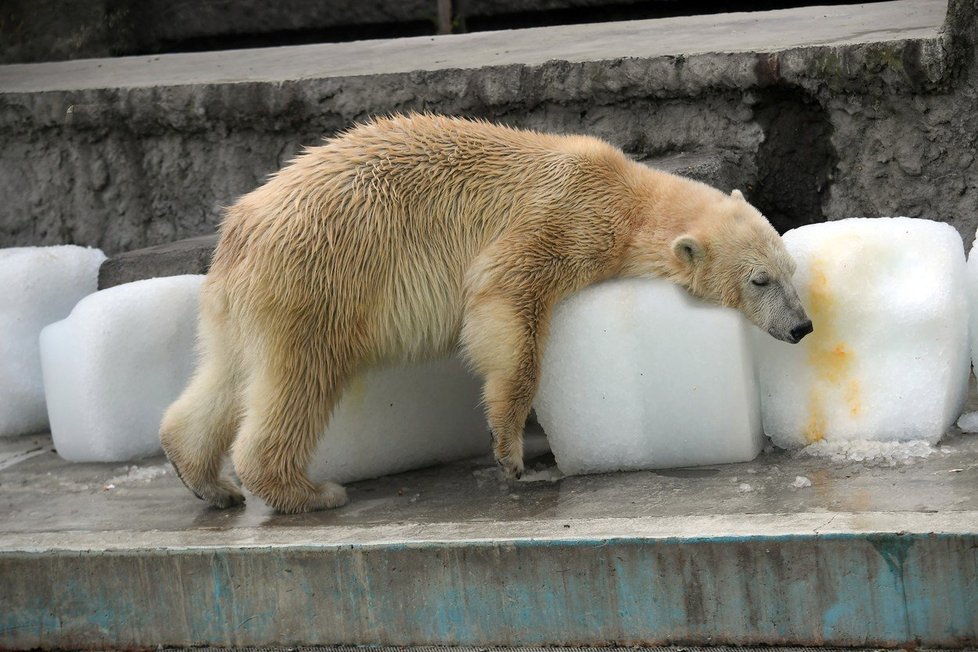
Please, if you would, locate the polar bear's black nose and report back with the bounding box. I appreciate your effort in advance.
[790,320,814,343]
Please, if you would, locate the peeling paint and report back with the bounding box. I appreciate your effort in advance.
[1,532,975,649]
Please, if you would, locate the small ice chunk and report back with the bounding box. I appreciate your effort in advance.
[534,278,763,475]
[956,411,978,433]
[791,475,812,488]
[754,218,969,448]
[799,438,937,465]
[40,275,204,462]
[0,246,105,436]
[106,464,170,485]
[518,466,565,483]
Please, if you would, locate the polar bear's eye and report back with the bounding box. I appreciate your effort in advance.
[751,273,770,287]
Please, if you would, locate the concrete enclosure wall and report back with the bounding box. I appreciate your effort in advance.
[0,0,975,256]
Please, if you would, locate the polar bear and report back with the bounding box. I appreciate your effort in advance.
[161,114,811,513]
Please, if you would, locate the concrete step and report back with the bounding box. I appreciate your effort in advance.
[0,1,944,94]
[0,0,964,256]
[6,0,818,65]
[2,421,977,649]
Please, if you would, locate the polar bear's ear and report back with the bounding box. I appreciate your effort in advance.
[672,234,705,267]
[731,189,745,200]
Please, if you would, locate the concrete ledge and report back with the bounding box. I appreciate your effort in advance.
[0,1,948,94]
[2,426,977,649]
[0,0,952,134]
[3,0,746,66]
[2,516,975,648]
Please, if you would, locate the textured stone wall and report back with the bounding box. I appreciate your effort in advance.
[821,6,978,245]
[0,1,973,255]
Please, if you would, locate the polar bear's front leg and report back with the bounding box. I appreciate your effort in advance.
[461,290,551,480]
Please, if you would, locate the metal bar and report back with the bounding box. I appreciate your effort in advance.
[437,0,453,34]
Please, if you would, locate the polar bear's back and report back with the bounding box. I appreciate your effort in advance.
[206,114,633,360]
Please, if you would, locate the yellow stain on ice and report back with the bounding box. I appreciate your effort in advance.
[803,259,861,443]
[845,379,862,417]
[805,390,826,443]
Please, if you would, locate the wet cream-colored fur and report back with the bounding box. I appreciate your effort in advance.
[161,113,808,514]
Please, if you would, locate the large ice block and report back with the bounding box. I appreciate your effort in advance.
[754,217,969,448]
[308,359,487,485]
[41,273,488,475]
[0,245,105,437]
[534,278,763,476]
[40,275,205,462]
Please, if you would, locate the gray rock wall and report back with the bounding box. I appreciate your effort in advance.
[823,21,978,244]
[0,1,974,255]
[0,71,769,254]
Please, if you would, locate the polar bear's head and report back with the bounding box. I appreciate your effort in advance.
[670,189,812,344]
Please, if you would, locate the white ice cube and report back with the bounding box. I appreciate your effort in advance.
[957,411,978,434]
[308,359,487,485]
[0,245,105,437]
[534,278,763,476]
[967,235,978,378]
[755,217,969,447]
[41,273,488,474]
[40,275,204,462]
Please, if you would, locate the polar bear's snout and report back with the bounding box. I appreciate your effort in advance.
[789,319,814,343]
[744,273,812,345]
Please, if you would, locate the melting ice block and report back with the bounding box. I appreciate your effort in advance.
[0,245,106,437]
[534,278,763,476]
[308,360,487,485]
[41,275,205,462]
[754,217,969,448]
[41,273,488,474]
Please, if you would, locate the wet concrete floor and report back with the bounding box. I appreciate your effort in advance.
[3,414,978,649]
[1,420,977,542]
